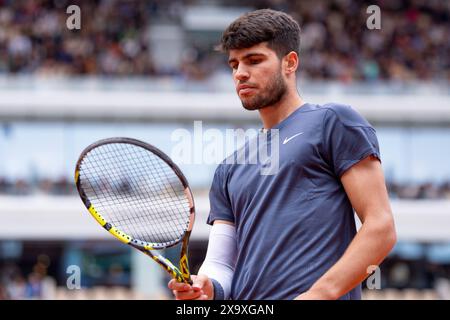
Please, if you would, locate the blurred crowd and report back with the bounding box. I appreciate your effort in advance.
[0,257,55,300]
[0,176,450,199]
[387,181,450,200]
[0,0,156,76]
[274,0,449,82]
[0,176,75,195]
[0,0,448,82]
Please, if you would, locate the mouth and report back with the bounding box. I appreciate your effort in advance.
[237,85,257,96]
[239,88,256,96]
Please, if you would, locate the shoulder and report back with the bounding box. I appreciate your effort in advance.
[212,158,233,181]
[321,103,372,128]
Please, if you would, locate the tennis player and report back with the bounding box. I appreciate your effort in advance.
[169,9,396,300]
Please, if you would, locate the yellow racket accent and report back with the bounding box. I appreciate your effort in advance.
[74,170,80,184]
[87,205,132,244]
[87,205,107,227]
[180,254,190,280]
[109,226,132,244]
[151,255,187,283]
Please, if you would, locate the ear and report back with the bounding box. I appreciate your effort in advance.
[283,51,299,75]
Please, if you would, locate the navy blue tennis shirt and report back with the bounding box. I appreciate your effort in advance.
[206,103,381,300]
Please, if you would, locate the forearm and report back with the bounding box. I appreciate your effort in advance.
[296,215,396,300]
[198,222,237,300]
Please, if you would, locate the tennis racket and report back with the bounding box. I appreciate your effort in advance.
[74,137,195,284]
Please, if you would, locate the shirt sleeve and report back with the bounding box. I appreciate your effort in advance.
[207,164,234,225]
[322,104,381,178]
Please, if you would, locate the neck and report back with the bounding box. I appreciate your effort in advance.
[258,90,304,129]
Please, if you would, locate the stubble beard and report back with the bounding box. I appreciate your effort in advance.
[240,68,287,111]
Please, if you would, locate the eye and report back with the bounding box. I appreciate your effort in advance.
[249,59,261,65]
[229,63,238,70]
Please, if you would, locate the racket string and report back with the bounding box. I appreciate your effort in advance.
[119,144,190,239]
[79,142,190,245]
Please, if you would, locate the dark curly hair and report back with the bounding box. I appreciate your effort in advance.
[218,9,301,58]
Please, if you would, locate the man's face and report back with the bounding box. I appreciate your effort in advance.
[228,43,287,110]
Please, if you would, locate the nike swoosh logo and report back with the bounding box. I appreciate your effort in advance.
[283,132,304,144]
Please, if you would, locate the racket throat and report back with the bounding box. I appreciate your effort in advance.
[148,252,192,284]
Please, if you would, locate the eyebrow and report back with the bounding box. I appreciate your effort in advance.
[228,53,266,65]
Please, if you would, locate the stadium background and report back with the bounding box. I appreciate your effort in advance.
[0,0,449,300]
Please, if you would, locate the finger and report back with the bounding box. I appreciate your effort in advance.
[194,294,209,300]
[174,289,203,300]
[168,279,191,291]
[191,274,207,290]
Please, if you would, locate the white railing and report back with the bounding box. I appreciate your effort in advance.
[0,76,448,124]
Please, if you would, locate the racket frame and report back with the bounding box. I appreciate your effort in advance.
[75,137,195,284]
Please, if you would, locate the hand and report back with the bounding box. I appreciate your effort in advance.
[168,274,214,300]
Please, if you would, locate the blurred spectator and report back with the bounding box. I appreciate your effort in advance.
[14,179,31,196]
[26,272,43,299]
[0,256,56,300]
[0,0,447,82]
[442,182,450,200]
[386,180,450,200]
[105,263,129,287]
[6,274,27,299]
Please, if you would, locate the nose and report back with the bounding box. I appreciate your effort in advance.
[234,64,249,82]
